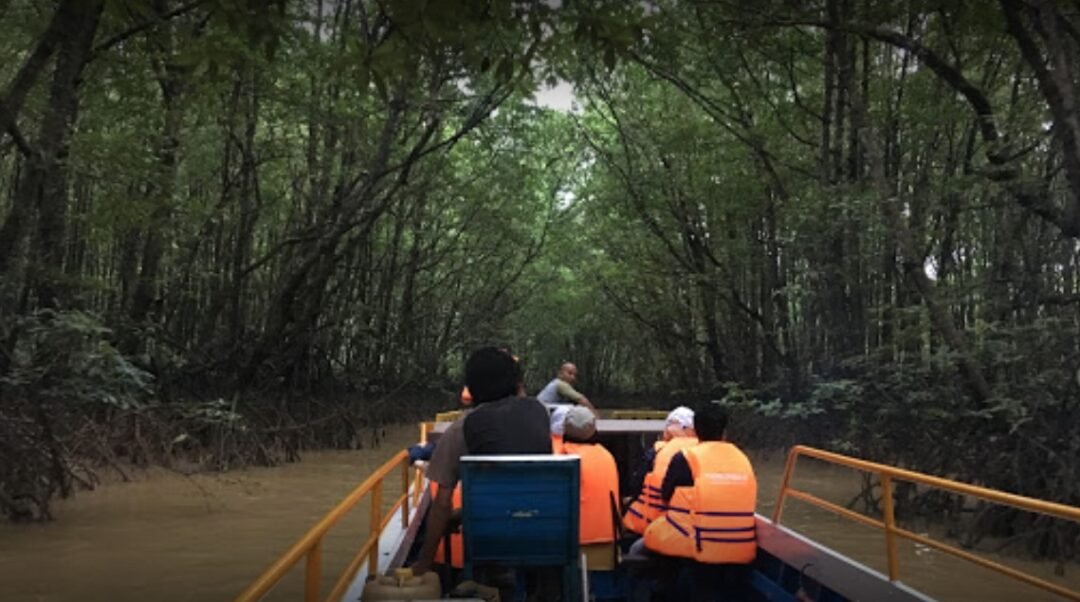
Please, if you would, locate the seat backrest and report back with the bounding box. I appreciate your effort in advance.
[460,455,580,567]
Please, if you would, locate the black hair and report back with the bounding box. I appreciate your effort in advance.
[693,401,729,441]
[465,346,520,403]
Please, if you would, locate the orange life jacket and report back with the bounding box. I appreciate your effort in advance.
[558,440,621,545]
[623,437,699,534]
[432,482,464,568]
[643,441,757,564]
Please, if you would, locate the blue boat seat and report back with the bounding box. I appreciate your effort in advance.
[460,455,582,601]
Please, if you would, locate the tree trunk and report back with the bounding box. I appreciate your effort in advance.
[230,64,261,342]
[30,0,105,309]
[128,0,186,347]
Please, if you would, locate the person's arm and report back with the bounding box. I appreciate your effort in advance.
[410,486,453,575]
[576,395,597,413]
[660,451,694,503]
[410,421,465,574]
[555,380,597,413]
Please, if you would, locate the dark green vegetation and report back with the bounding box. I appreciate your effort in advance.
[0,0,1077,561]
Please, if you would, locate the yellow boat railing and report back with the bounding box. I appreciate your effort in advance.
[610,409,667,419]
[773,445,1080,601]
[434,410,463,422]
[234,449,418,602]
[235,410,662,601]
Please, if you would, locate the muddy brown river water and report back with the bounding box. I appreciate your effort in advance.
[0,426,1076,601]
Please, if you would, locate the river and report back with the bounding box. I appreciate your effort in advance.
[0,426,1076,601]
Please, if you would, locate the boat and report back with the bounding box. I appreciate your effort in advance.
[234,411,1080,601]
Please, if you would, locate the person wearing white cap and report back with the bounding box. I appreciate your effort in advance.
[622,406,698,535]
[555,406,621,551]
[662,406,696,441]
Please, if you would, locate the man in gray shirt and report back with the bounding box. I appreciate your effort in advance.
[537,362,597,413]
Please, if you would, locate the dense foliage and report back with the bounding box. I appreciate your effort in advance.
[1,1,1078,563]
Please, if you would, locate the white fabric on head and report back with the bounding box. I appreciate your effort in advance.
[665,406,695,430]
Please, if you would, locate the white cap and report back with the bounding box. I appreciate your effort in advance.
[665,406,694,431]
[562,406,597,441]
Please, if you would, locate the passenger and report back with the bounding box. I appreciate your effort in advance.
[411,347,551,577]
[555,406,621,548]
[638,402,757,601]
[623,406,697,535]
[536,361,597,414]
[424,357,518,569]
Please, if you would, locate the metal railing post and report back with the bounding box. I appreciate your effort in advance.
[771,446,800,524]
[369,480,383,575]
[401,460,410,528]
[413,466,423,507]
[880,474,899,581]
[234,450,410,602]
[304,540,322,602]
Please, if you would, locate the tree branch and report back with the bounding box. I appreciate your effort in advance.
[0,0,78,147]
[767,16,1080,236]
[88,0,206,61]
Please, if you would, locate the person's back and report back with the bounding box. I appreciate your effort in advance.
[464,394,550,454]
[556,407,620,546]
[680,441,756,562]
